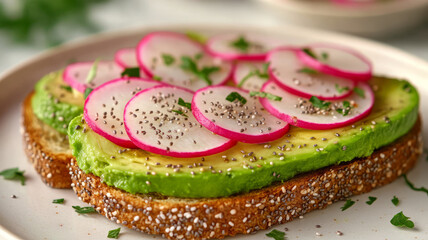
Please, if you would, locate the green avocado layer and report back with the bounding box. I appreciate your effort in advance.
[68,77,419,198]
[32,72,84,134]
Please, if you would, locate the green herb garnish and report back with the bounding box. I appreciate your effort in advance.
[121,67,140,78]
[336,101,352,116]
[302,48,317,59]
[107,227,121,239]
[178,98,191,110]
[391,196,399,206]
[230,36,250,53]
[0,168,26,185]
[321,52,329,60]
[390,211,414,228]
[162,54,175,66]
[335,84,349,94]
[353,87,365,98]
[265,229,286,240]
[60,85,73,92]
[194,53,204,60]
[84,88,93,99]
[180,56,219,85]
[250,91,282,101]
[309,96,331,109]
[366,196,377,205]
[86,58,100,84]
[402,174,428,196]
[172,110,188,117]
[185,31,207,44]
[72,206,96,214]
[341,199,355,211]
[226,92,247,105]
[402,82,412,92]
[238,62,270,87]
[153,75,162,81]
[53,198,65,204]
[297,67,318,74]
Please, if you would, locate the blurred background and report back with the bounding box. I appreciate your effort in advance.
[1,0,428,73]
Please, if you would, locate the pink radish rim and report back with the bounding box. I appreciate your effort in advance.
[114,48,135,69]
[124,85,236,158]
[84,77,163,148]
[267,47,356,101]
[296,43,373,82]
[260,81,374,130]
[63,61,95,93]
[205,35,267,61]
[192,85,289,143]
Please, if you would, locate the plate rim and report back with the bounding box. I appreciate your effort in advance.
[0,23,427,240]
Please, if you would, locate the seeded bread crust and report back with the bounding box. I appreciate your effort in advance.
[70,117,422,240]
[21,92,72,188]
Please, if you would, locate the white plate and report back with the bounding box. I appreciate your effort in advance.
[0,25,427,240]
[257,0,428,38]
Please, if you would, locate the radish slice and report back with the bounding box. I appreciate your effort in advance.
[84,78,162,148]
[114,48,149,78]
[114,48,138,68]
[233,61,269,92]
[260,81,374,130]
[137,32,233,92]
[124,85,236,157]
[268,48,355,100]
[63,61,123,93]
[296,44,372,82]
[192,86,289,143]
[206,32,284,61]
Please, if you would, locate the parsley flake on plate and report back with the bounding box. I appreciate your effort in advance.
[341,199,355,211]
[366,196,377,205]
[72,206,97,214]
[107,227,121,239]
[391,196,399,206]
[52,198,65,204]
[390,211,414,228]
[265,229,286,240]
[0,167,26,185]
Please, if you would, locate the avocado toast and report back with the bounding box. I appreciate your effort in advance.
[23,31,422,239]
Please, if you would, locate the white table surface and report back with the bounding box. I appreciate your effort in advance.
[1,0,428,75]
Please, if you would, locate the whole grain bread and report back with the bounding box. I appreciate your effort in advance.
[21,92,72,188]
[69,116,423,240]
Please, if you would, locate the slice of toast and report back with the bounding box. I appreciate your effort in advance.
[21,92,72,188]
[70,117,422,239]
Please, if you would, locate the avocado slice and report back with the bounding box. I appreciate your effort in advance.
[32,71,84,134]
[68,76,419,198]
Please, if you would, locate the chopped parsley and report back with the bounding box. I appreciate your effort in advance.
[152,75,162,81]
[391,196,399,206]
[0,168,26,185]
[336,101,352,116]
[230,36,250,53]
[72,206,96,214]
[302,48,317,59]
[353,87,365,98]
[185,31,207,44]
[52,198,65,204]
[390,211,414,228]
[60,85,73,92]
[162,54,175,66]
[340,199,355,211]
[335,84,349,94]
[402,174,428,196]
[194,53,204,60]
[297,67,318,74]
[238,62,270,87]
[250,91,282,101]
[226,92,247,105]
[309,96,331,109]
[84,88,93,99]
[402,82,412,92]
[172,110,188,117]
[178,97,191,110]
[180,56,219,85]
[366,196,377,205]
[265,229,286,240]
[121,67,140,78]
[107,227,121,239]
[85,58,100,84]
[321,52,329,60]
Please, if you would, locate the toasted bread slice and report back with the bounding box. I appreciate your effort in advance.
[21,92,72,188]
[70,117,422,240]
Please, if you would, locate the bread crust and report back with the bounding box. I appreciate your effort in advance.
[70,117,423,240]
[21,92,72,188]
